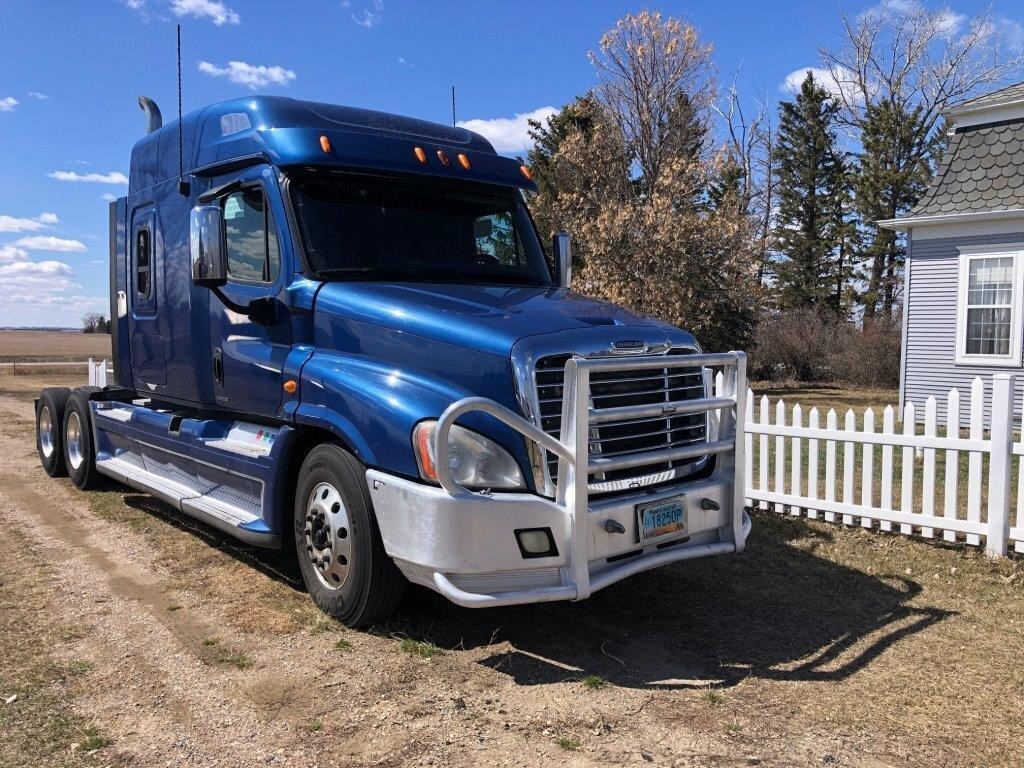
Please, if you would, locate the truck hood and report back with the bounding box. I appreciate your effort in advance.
[312,282,681,357]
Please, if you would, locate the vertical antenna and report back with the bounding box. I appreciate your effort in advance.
[177,24,189,196]
[451,85,456,127]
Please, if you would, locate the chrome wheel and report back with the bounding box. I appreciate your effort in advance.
[38,406,55,458]
[66,411,84,470]
[304,482,353,590]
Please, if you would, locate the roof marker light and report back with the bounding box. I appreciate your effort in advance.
[457,153,471,170]
[413,146,427,164]
[319,135,331,153]
[436,150,450,166]
[520,164,534,181]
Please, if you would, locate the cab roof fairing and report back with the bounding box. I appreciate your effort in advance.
[128,95,536,195]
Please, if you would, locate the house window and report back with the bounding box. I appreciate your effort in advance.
[956,246,1024,366]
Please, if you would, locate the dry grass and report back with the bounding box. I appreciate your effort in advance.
[0,524,120,767]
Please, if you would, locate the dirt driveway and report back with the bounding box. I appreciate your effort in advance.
[0,375,1021,768]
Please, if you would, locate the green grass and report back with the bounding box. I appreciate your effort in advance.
[212,646,253,670]
[556,736,581,751]
[77,725,110,751]
[399,638,443,658]
[333,637,352,652]
[305,718,323,733]
[202,636,219,646]
[583,674,606,689]
[62,660,92,677]
[700,689,724,706]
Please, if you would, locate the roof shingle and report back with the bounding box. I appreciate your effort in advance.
[905,120,1024,218]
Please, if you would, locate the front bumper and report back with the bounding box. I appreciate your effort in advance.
[366,469,750,607]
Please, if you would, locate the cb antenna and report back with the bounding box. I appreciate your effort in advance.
[451,84,456,127]
[176,24,190,196]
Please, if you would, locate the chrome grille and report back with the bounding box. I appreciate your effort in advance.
[533,350,708,493]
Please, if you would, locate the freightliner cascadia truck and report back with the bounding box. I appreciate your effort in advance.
[34,96,749,627]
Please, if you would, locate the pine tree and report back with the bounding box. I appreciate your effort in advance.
[771,72,848,314]
[854,101,941,318]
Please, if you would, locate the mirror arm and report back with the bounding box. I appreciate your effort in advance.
[210,286,252,316]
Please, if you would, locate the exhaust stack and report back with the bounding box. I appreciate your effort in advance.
[138,96,162,134]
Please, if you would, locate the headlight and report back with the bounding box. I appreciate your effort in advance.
[412,420,526,490]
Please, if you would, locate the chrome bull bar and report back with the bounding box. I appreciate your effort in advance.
[432,351,748,607]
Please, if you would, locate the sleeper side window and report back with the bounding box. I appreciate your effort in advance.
[223,187,281,283]
[135,227,151,299]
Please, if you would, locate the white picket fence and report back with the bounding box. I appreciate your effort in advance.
[738,372,1023,557]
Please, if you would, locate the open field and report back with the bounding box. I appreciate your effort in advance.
[0,371,1021,767]
[0,330,111,363]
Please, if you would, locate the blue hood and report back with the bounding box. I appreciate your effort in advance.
[312,282,678,357]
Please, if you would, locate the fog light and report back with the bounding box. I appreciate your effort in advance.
[515,527,557,558]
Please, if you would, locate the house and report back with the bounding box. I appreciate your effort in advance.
[880,81,1024,425]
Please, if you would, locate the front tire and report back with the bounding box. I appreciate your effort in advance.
[62,389,103,490]
[37,387,71,477]
[294,444,404,627]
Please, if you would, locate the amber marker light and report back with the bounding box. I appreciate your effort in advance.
[413,146,428,164]
[520,164,534,181]
[319,135,331,153]
[283,380,298,394]
[436,149,450,166]
[457,153,471,170]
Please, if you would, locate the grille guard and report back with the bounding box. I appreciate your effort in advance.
[431,351,749,606]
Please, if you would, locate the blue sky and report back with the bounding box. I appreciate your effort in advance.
[0,0,1020,327]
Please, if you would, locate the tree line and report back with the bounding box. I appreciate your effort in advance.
[526,6,1022,383]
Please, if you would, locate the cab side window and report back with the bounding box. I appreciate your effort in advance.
[223,187,281,283]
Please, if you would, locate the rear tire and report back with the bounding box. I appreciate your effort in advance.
[294,444,404,627]
[63,389,103,490]
[37,387,71,477]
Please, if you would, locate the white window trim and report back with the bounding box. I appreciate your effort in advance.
[955,244,1024,367]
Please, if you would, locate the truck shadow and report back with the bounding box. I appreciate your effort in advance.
[119,492,952,691]
[383,514,954,690]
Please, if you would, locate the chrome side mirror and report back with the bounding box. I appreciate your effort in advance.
[190,205,227,287]
[553,231,571,289]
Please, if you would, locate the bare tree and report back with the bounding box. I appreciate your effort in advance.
[819,2,1024,318]
[714,77,776,288]
[588,11,716,193]
[820,2,1024,134]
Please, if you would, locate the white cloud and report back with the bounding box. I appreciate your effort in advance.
[101,193,117,202]
[48,170,129,184]
[0,260,75,278]
[780,66,865,104]
[0,97,18,112]
[0,246,29,263]
[27,91,49,100]
[0,212,59,233]
[871,1,966,36]
[12,236,87,252]
[198,60,296,89]
[170,0,239,25]
[456,106,558,155]
[351,0,383,28]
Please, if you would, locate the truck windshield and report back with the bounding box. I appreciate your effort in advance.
[289,174,553,286]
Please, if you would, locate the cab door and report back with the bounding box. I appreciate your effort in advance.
[208,166,292,417]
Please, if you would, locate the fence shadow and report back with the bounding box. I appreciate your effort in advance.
[383,513,954,690]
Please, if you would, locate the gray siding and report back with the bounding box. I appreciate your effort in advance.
[903,230,1024,427]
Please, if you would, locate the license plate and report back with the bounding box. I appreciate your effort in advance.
[637,495,687,542]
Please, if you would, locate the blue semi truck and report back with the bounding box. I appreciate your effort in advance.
[34,95,749,626]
